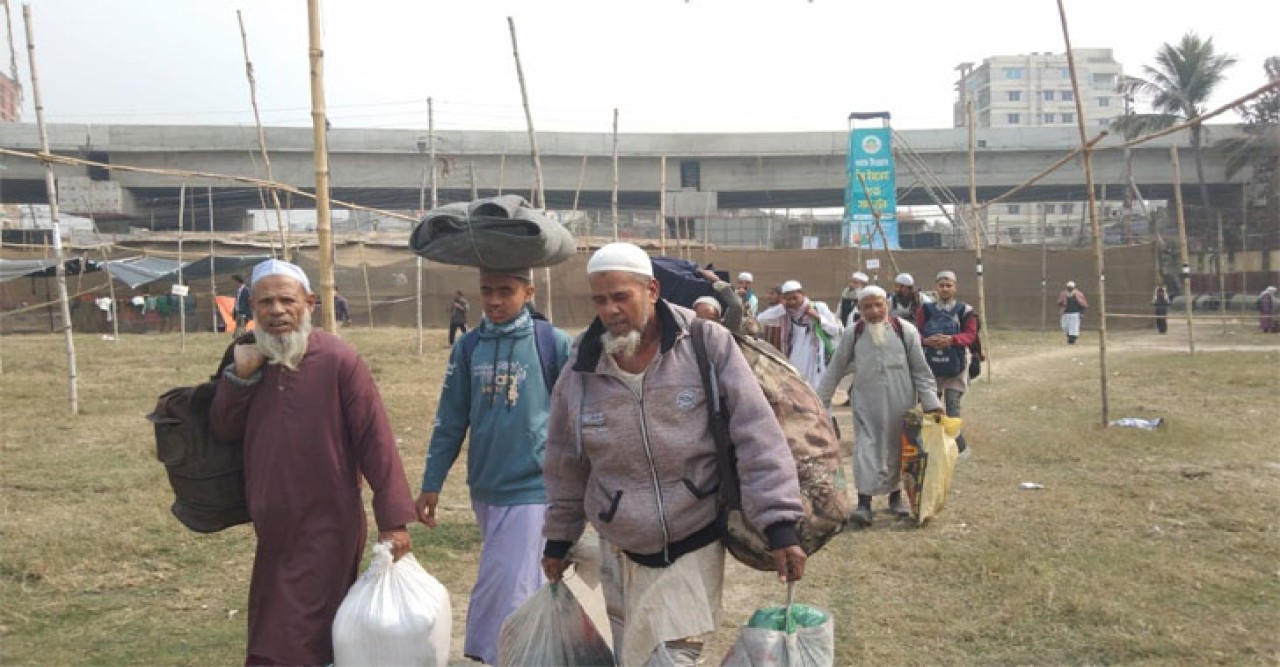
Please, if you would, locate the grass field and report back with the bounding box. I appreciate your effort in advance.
[1,325,1277,665]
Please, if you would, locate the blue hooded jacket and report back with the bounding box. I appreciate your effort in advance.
[421,308,572,505]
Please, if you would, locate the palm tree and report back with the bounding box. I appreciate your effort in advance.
[1112,33,1237,211]
[1215,57,1280,227]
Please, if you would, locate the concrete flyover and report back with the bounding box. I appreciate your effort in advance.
[0,122,1252,229]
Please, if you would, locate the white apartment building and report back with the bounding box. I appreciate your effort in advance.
[954,48,1125,130]
[953,49,1131,245]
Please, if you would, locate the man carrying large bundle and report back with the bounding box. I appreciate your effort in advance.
[210,259,417,666]
[817,286,943,526]
[541,242,806,666]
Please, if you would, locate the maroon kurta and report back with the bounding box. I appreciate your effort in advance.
[211,330,417,666]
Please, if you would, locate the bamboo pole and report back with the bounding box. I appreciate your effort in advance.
[1058,0,1108,424]
[506,16,552,322]
[611,108,620,242]
[307,0,336,333]
[508,17,545,210]
[1171,146,1195,355]
[469,161,478,199]
[99,245,119,342]
[571,154,587,238]
[1240,183,1248,296]
[856,172,901,276]
[1217,213,1227,334]
[23,5,77,413]
[702,195,712,264]
[237,10,289,260]
[177,183,187,352]
[208,186,218,333]
[1041,206,1049,332]
[415,98,436,356]
[497,151,506,195]
[658,155,667,254]
[966,100,992,383]
[358,241,374,330]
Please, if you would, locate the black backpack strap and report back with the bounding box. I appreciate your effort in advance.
[690,319,741,520]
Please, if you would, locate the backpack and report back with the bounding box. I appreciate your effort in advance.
[689,319,852,572]
[458,314,561,395]
[147,338,251,533]
[920,302,970,378]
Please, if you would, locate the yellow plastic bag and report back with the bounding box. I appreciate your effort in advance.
[900,409,962,524]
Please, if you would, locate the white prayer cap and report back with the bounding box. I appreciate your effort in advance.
[858,285,888,302]
[737,272,754,283]
[780,280,803,294]
[1066,280,1076,288]
[587,242,653,277]
[693,296,722,314]
[895,273,915,287]
[251,258,312,293]
[851,271,869,283]
[936,270,957,282]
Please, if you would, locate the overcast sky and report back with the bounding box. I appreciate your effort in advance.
[13,0,1277,134]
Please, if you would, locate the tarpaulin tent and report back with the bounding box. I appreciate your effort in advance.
[0,258,102,283]
[103,254,272,289]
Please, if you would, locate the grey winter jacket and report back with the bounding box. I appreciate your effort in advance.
[543,301,804,566]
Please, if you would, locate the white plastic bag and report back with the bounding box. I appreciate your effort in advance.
[720,599,835,667]
[498,582,616,666]
[332,542,452,667]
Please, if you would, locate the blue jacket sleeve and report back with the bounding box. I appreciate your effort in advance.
[421,340,472,492]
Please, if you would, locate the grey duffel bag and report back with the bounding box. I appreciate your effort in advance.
[409,195,576,269]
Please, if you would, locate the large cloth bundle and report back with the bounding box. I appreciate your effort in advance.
[332,542,452,666]
[409,195,576,269]
[147,337,252,533]
[691,321,853,572]
[900,408,962,524]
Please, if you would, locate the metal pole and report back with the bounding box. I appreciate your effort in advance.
[307,0,336,333]
[23,3,77,414]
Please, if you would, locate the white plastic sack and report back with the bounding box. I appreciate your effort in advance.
[498,582,616,667]
[332,542,452,667]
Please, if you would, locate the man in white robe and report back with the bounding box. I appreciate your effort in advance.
[816,286,943,527]
[756,280,842,389]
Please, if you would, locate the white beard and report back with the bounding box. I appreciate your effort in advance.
[257,310,312,371]
[603,329,643,360]
[867,320,889,347]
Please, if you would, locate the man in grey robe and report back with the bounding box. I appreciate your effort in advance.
[816,285,943,527]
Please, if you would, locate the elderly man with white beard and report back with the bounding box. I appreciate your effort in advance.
[210,259,417,666]
[541,242,807,666]
[816,285,943,527]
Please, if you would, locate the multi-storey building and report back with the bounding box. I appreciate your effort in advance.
[953,49,1133,245]
[954,48,1124,131]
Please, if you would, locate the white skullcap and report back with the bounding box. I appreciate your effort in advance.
[851,271,869,283]
[587,242,653,277]
[1066,280,1076,288]
[738,272,754,283]
[936,270,957,282]
[780,280,803,294]
[692,296,722,314]
[895,273,915,287]
[858,285,888,302]
[251,258,312,293]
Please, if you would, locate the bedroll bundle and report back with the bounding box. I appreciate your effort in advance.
[693,322,853,572]
[409,195,577,269]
